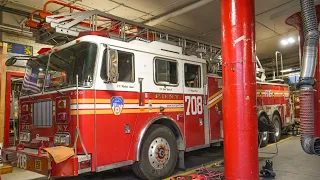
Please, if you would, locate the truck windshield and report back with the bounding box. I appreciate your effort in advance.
[21,56,48,95]
[21,42,97,95]
[45,42,97,91]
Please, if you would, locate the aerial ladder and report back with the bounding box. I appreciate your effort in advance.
[25,0,223,71]
[24,0,271,80]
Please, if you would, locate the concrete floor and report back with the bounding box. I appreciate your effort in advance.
[257,136,320,180]
[2,136,320,180]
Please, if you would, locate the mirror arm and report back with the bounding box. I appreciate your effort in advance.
[5,55,38,66]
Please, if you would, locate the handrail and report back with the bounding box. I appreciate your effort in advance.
[25,10,51,29]
[275,51,283,79]
[43,0,85,13]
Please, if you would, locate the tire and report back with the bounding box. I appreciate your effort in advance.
[258,115,269,148]
[269,114,281,143]
[132,124,178,180]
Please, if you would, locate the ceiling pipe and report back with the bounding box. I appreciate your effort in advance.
[0,24,33,38]
[0,5,40,20]
[221,0,259,179]
[144,0,214,26]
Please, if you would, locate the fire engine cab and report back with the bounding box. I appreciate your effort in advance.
[1,3,295,179]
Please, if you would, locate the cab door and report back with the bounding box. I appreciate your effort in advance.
[183,62,205,149]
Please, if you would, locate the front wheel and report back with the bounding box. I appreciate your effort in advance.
[258,115,269,147]
[133,124,178,180]
[269,114,281,143]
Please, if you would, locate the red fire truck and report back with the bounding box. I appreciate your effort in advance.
[1,3,295,179]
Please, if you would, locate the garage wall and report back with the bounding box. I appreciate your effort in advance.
[2,32,50,56]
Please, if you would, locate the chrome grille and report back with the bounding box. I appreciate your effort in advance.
[33,100,53,127]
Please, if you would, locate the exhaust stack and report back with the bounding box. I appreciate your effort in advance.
[299,0,320,155]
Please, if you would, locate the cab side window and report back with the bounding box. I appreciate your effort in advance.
[101,50,135,82]
[154,58,178,85]
[184,63,201,88]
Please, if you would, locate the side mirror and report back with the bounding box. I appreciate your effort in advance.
[5,57,17,66]
[106,48,119,83]
[5,56,37,66]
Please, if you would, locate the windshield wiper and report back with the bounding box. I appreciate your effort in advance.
[48,82,71,95]
[24,90,33,100]
[48,84,65,96]
[54,87,65,96]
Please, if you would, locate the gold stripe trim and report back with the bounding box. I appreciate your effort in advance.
[256,89,289,93]
[71,108,184,115]
[208,90,222,101]
[256,94,290,97]
[71,99,139,104]
[145,100,184,104]
[209,97,222,108]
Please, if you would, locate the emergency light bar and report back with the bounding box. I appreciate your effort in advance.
[78,31,110,38]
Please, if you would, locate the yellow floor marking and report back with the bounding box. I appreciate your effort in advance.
[164,159,223,180]
[165,136,293,179]
[260,136,293,150]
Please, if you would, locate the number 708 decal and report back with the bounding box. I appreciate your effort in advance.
[185,96,203,115]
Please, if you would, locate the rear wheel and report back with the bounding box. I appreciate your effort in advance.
[258,115,269,147]
[269,114,281,143]
[132,124,178,180]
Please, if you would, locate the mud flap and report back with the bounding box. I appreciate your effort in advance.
[177,150,185,170]
[258,118,275,132]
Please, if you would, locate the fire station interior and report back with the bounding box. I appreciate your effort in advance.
[0,0,320,180]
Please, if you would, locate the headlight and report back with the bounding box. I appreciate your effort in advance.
[54,134,70,146]
[19,132,30,142]
[56,112,67,122]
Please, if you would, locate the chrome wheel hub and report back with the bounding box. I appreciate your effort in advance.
[274,120,280,137]
[260,117,268,141]
[262,131,268,141]
[148,137,170,169]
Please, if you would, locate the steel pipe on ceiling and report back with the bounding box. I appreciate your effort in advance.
[0,24,33,37]
[145,0,214,26]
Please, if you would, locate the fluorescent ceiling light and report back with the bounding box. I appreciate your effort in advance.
[281,68,293,73]
[288,37,295,43]
[281,39,288,45]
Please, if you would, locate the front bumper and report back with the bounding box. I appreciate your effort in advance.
[2,145,90,177]
[2,146,50,176]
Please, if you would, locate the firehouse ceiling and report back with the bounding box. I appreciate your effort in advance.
[1,0,318,74]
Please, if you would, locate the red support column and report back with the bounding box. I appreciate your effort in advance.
[221,0,258,179]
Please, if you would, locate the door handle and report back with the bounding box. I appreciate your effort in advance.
[199,118,203,126]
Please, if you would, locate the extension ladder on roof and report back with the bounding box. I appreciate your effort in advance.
[25,0,221,63]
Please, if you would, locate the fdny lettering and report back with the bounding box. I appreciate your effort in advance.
[21,124,30,130]
[57,125,68,132]
[155,94,180,99]
[265,90,272,97]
